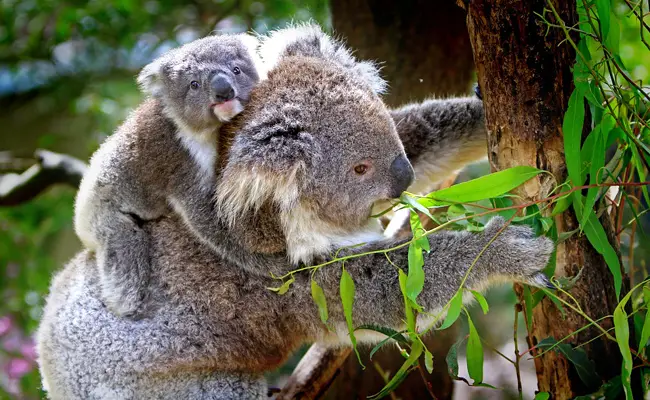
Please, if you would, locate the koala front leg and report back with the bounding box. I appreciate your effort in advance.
[95,208,152,319]
[166,167,278,269]
[307,217,553,343]
[390,96,487,193]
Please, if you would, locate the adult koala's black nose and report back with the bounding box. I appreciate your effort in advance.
[389,154,414,198]
[211,75,235,102]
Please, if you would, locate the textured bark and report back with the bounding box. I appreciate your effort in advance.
[466,1,623,398]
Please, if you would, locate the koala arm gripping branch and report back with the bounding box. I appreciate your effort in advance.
[301,217,553,342]
[390,96,487,193]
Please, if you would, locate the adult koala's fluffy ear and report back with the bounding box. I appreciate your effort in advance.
[216,108,317,227]
[259,23,387,95]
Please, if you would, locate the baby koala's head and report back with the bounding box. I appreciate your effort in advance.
[138,33,263,135]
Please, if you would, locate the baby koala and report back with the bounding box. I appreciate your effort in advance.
[74,33,264,318]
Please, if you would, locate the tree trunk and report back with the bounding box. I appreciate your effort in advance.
[466,1,623,398]
[314,2,475,399]
[331,0,475,107]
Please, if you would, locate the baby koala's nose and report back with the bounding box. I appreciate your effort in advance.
[211,75,235,102]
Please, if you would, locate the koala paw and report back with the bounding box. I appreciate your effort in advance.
[473,83,482,100]
[482,217,555,288]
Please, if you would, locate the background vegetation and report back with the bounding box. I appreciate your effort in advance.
[0,0,648,399]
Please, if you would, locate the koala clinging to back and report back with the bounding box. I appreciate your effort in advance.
[74,32,264,318]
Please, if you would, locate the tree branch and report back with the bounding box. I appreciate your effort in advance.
[277,344,352,400]
[0,149,87,206]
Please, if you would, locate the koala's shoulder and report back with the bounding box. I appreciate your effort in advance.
[116,98,175,141]
[92,98,183,181]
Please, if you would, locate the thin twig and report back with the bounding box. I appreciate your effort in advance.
[513,305,524,400]
[416,364,438,400]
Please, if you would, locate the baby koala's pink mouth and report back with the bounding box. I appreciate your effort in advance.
[210,99,244,122]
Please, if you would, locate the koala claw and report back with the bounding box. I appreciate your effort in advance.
[529,272,555,289]
[473,83,482,100]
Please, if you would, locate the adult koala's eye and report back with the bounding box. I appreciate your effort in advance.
[354,164,369,175]
[232,66,241,75]
[190,81,200,90]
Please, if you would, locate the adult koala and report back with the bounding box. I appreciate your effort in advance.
[37,25,553,399]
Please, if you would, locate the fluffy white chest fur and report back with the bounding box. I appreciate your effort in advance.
[177,130,217,187]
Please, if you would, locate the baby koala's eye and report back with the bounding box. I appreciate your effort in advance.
[190,81,200,90]
[354,164,369,175]
[232,66,241,75]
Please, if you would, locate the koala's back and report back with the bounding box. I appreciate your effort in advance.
[74,99,185,248]
[37,214,307,399]
[36,246,270,399]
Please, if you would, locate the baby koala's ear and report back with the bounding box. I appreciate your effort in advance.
[137,57,167,97]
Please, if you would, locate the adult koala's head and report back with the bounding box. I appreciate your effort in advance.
[217,25,414,264]
[137,33,263,135]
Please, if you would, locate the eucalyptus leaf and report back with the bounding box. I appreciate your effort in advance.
[406,242,425,305]
[573,193,622,298]
[580,125,605,230]
[551,193,573,217]
[446,337,465,379]
[466,315,484,384]
[596,0,610,41]
[563,89,586,187]
[427,166,543,205]
[631,144,650,206]
[425,349,434,374]
[614,306,633,399]
[557,228,579,244]
[438,291,463,330]
[468,289,489,314]
[358,325,410,345]
[398,269,417,337]
[267,275,295,295]
[537,337,600,389]
[401,193,435,221]
[410,212,430,252]
[605,14,620,54]
[639,306,650,353]
[367,329,410,360]
[311,279,329,327]
[368,341,423,399]
[340,269,364,368]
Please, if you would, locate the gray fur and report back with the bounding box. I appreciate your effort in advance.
[74,33,262,318]
[38,26,553,399]
[392,95,487,193]
[259,23,387,95]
